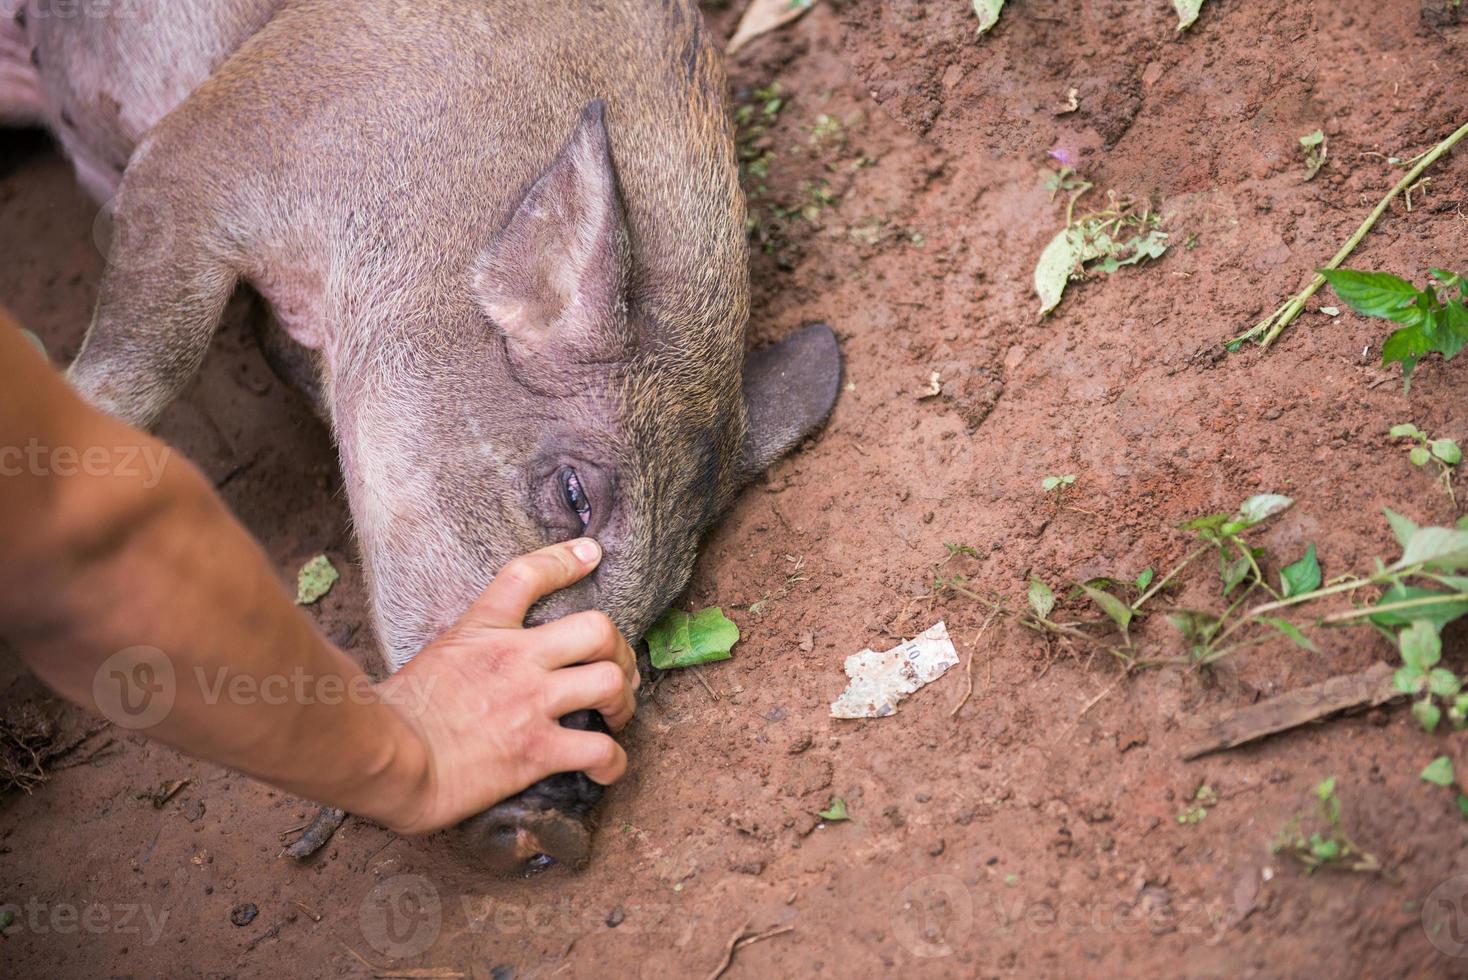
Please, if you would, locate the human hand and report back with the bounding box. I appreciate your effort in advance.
[368,538,638,835]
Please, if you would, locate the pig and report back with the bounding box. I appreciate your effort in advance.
[0,0,841,872]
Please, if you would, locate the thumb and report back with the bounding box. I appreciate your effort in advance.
[461,538,602,629]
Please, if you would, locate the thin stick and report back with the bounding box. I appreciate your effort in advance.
[706,923,794,980]
[950,611,1000,718]
[1232,119,1468,349]
[690,666,720,701]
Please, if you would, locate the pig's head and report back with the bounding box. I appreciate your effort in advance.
[328,102,840,872]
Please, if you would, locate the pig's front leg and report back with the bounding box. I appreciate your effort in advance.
[66,175,239,428]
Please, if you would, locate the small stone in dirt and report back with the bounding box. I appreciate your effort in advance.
[928,838,945,857]
[915,793,930,803]
[182,798,206,822]
[883,805,905,828]
[490,967,514,980]
[229,903,258,927]
[798,633,814,652]
[605,906,625,928]
[786,732,813,755]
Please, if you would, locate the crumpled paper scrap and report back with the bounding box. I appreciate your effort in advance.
[830,621,958,719]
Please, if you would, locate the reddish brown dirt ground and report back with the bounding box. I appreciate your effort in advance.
[4,1,1468,977]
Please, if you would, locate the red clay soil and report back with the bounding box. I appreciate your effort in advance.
[4,1,1468,976]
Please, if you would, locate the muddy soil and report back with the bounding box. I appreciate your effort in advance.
[3,1,1468,977]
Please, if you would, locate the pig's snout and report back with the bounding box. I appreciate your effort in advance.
[448,710,608,875]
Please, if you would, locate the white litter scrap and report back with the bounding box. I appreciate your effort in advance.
[830,621,959,719]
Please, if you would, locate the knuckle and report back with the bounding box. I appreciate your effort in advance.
[592,661,625,699]
[587,735,619,772]
[583,611,618,646]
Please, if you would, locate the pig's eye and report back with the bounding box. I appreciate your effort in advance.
[560,467,592,531]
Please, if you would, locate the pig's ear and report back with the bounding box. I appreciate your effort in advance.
[737,323,842,484]
[473,100,632,362]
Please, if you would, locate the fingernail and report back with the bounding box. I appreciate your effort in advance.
[570,538,601,564]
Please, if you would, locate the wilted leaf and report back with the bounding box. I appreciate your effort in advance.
[1421,755,1456,787]
[1080,583,1133,633]
[1383,507,1420,550]
[1236,494,1294,526]
[1298,129,1327,180]
[1028,578,1056,620]
[972,0,1005,35]
[295,554,339,605]
[727,0,816,55]
[1173,0,1209,31]
[1280,543,1321,598]
[1260,617,1317,652]
[1394,526,1468,572]
[646,607,740,670]
[1034,228,1083,316]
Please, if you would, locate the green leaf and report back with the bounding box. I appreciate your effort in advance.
[1432,439,1462,465]
[1395,665,1426,694]
[1236,494,1294,526]
[1394,526,1468,572]
[1413,698,1442,732]
[1457,794,1468,821]
[1315,777,1336,801]
[818,797,849,821]
[1279,543,1321,598]
[1428,668,1462,698]
[1421,755,1456,787]
[1173,0,1208,30]
[1369,584,1468,631]
[1399,620,1442,671]
[295,554,340,605]
[1041,474,1075,491]
[1080,583,1133,633]
[1436,299,1468,360]
[1299,129,1325,149]
[1320,268,1424,321]
[972,0,1005,34]
[1221,553,1253,596]
[1167,610,1221,648]
[1309,834,1341,862]
[1389,423,1424,439]
[1135,567,1155,591]
[1383,508,1420,549]
[646,606,740,670]
[1411,445,1432,467]
[1028,577,1056,620]
[1261,617,1317,652]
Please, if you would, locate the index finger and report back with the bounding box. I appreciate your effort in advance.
[463,538,602,629]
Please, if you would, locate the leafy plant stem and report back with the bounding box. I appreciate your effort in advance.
[1319,591,1468,626]
[1231,119,1468,349]
[1131,546,1208,612]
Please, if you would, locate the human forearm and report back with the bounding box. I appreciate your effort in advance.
[0,322,428,827]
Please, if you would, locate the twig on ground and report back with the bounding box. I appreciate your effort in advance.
[1182,662,1399,760]
[1232,119,1468,349]
[950,610,1001,718]
[706,921,794,980]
